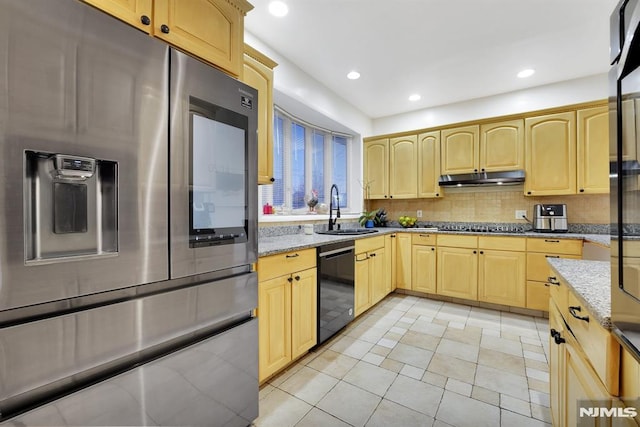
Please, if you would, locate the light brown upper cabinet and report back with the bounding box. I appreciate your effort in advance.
[479,119,524,172]
[417,131,442,198]
[82,0,253,77]
[577,106,609,194]
[389,135,418,199]
[441,121,524,175]
[82,0,153,32]
[243,45,277,185]
[441,125,479,174]
[524,111,577,196]
[363,138,389,199]
[363,136,418,199]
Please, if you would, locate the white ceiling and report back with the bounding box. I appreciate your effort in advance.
[245,0,617,119]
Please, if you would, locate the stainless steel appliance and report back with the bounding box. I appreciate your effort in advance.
[532,204,568,233]
[0,1,258,425]
[611,0,640,362]
[317,241,355,345]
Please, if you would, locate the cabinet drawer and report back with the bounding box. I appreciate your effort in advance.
[437,234,477,248]
[479,236,526,251]
[412,233,437,246]
[355,235,385,254]
[526,280,550,311]
[548,271,568,314]
[527,252,581,282]
[565,290,620,395]
[258,248,316,282]
[526,238,582,255]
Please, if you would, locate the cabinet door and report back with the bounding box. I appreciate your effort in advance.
[549,302,566,427]
[386,234,397,290]
[524,111,576,196]
[478,249,525,307]
[480,119,524,172]
[395,234,412,290]
[154,0,246,77]
[354,253,371,316]
[417,131,442,198]
[369,247,388,305]
[258,275,291,382]
[291,268,317,359]
[564,333,612,427]
[412,245,436,294]
[437,246,478,300]
[441,125,480,174]
[389,135,418,198]
[363,139,389,199]
[81,0,153,32]
[243,47,276,185]
[577,106,609,194]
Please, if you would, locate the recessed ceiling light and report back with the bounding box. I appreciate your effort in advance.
[347,71,360,80]
[408,94,421,102]
[517,68,535,78]
[268,1,289,17]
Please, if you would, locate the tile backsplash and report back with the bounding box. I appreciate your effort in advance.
[368,187,609,225]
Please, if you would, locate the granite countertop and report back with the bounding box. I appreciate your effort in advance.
[547,258,612,329]
[258,227,610,257]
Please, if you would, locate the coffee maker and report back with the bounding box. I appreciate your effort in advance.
[532,204,568,232]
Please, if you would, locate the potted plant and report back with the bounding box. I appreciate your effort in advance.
[358,210,378,228]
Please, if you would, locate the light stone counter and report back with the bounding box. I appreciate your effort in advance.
[547,258,612,329]
[258,227,610,257]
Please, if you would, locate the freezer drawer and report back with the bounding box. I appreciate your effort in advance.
[0,272,257,420]
[1,319,258,427]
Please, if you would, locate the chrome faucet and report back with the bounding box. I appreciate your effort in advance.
[328,184,341,231]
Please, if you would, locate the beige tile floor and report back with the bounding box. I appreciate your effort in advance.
[255,293,552,427]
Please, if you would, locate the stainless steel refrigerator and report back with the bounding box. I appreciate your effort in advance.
[0,1,259,425]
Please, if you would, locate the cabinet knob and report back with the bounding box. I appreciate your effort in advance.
[287,277,293,283]
[479,250,484,254]
[474,169,478,172]
[140,15,151,25]
[384,195,388,198]
[270,177,275,182]
[550,328,565,345]
[431,247,435,251]
[294,275,301,281]
[481,168,485,172]
[436,193,439,197]
[579,188,584,193]
[369,253,376,257]
[473,250,477,254]
[527,191,532,195]
[161,24,170,34]
[389,195,393,199]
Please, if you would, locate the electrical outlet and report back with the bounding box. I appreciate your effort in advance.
[515,210,527,220]
[417,210,423,218]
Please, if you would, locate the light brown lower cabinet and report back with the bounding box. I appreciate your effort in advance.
[477,236,526,307]
[548,269,629,427]
[257,249,317,383]
[354,236,389,317]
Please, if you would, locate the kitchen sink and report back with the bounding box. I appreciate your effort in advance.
[316,228,379,235]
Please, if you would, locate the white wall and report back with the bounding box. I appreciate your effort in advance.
[371,73,609,136]
[245,32,372,137]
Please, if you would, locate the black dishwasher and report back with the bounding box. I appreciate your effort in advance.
[317,240,355,345]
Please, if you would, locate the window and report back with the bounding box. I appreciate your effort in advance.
[262,107,352,213]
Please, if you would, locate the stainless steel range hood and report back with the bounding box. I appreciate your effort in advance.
[438,170,525,186]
